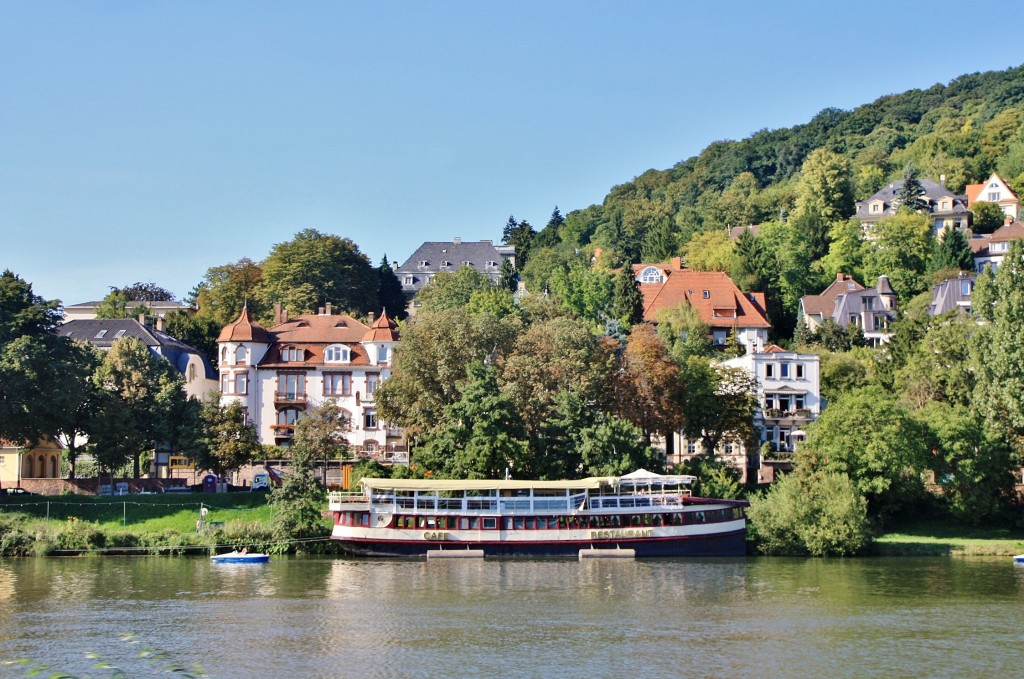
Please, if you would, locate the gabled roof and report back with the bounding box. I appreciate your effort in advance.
[217,307,271,343]
[800,274,864,317]
[59,319,216,380]
[856,178,968,218]
[966,173,1019,206]
[970,221,1024,257]
[630,263,771,329]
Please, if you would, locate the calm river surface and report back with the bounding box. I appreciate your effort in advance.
[0,555,1021,678]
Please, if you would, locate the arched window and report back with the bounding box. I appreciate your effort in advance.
[37,455,45,478]
[189,364,197,383]
[221,346,228,364]
[50,455,58,478]
[324,345,351,363]
[639,266,663,284]
[25,455,33,478]
[235,345,248,364]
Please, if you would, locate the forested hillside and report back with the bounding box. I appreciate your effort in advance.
[516,63,1024,337]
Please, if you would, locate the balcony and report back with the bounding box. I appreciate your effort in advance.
[274,392,307,405]
[270,424,295,438]
[761,408,813,425]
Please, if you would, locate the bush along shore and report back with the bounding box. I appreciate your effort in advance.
[0,495,338,557]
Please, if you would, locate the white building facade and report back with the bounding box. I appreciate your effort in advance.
[217,306,405,460]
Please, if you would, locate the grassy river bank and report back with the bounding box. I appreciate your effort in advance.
[3,494,1024,558]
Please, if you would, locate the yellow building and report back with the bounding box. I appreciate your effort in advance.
[0,438,64,488]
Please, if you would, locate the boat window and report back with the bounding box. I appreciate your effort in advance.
[631,515,642,527]
[610,516,622,528]
[547,517,558,529]
[360,513,370,527]
[482,517,497,530]
[504,517,514,530]
[525,517,536,530]
[417,517,427,529]
[437,517,448,530]
[652,514,663,527]
[514,517,524,530]
[469,517,480,530]
[459,517,470,530]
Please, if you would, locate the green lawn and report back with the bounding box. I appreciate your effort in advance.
[874,520,1024,556]
[0,492,275,533]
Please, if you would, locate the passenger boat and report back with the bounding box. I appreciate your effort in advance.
[210,550,270,564]
[328,470,748,558]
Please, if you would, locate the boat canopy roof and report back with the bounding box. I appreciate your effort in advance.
[359,471,694,493]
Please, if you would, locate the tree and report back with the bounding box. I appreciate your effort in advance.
[414,267,495,314]
[895,312,974,409]
[0,270,62,346]
[929,227,974,273]
[112,282,176,302]
[610,263,644,328]
[95,290,152,320]
[797,386,929,519]
[89,337,186,478]
[682,230,734,271]
[816,218,865,283]
[792,148,855,226]
[165,311,221,369]
[292,400,351,484]
[677,456,742,500]
[376,255,407,321]
[972,241,1024,457]
[862,211,933,300]
[502,215,536,269]
[258,229,378,317]
[414,362,530,479]
[896,162,927,213]
[192,258,265,327]
[679,358,757,456]
[498,258,518,293]
[547,261,614,324]
[269,440,327,542]
[194,398,261,476]
[747,472,869,556]
[0,336,101,477]
[655,304,714,363]
[970,201,1006,235]
[614,324,683,445]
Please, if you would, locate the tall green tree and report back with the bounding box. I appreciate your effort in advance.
[0,270,62,345]
[615,324,683,445]
[972,241,1024,457]
[165,311,221,369]
[269,439,327,542]
[95,290,152,320]
[679,358,757,455]
[896,162,927,212]
[970,201,1007,235]
[610,263,644,328]
[502,215,537,269]
[415,267,495,314]
[863,211,933,299]
[112,282,176,302]
[498,258,518,292]
[793,148,855,226]
[258,229,378,317]
[928,227,974,273]
[376,254,407,320]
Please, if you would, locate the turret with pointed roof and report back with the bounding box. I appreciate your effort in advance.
[217,307,271,343]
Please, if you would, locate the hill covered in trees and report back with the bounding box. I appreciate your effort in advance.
[515,63,1024,337]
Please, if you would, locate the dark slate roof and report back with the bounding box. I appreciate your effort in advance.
[58,319,216,380]
[856,179,969,219]
[394,239,514,294]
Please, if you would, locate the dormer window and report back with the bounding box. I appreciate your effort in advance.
[280,346,303,362]
[324,345,351,363]
[702,290,710,299]
[486,260,498,267]
[441,260,451,268]
[639,266,663,284]
[462,260,472,266]
[419,260,429,267]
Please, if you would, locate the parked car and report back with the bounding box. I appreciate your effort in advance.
[0,487,36,496]
[251,473,271,492]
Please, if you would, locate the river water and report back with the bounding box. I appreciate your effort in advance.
[0,555,1021,678]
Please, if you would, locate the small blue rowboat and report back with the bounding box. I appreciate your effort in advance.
[211,551,269,564]
[1013,554,1024,565]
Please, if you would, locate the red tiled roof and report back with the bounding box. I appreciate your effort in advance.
[362,311,399,342]
[217,307,271,343]
[631,263,771,329]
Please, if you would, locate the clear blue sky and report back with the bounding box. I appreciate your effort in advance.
[3,1,1023,306]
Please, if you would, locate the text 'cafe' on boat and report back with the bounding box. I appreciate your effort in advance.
[328,470,748,558]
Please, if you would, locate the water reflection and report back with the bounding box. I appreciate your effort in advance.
[0,556,1021,678]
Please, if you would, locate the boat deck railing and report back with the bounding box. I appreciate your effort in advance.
[328,490,698,514]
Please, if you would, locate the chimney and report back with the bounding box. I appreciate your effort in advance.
[671,256,683,270]
[274,303,282,326]
[391,261,398,270]
[367,311,375,326]
[1006,215,1014,226]
[940,174,946,187]
[318,306,325,316]
[325,302,332,315]
[138,313,146,325]
[282,308,288,324]
[837,273,845,281]
[155,316,165,332]
[453,236,461,244]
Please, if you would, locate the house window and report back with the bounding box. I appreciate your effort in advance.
[221,373,230,393]
[487,260,498,267]
[441,260,451,268]
[639,266,662,284]
[367,374,379,395]
[849,314,859,326]
[281,347,302,362]
[234,372,248,395]
[324,372,352,396]
[795,363,804,379]
[235,345,247,364]
[686,441,697,454]
[780,363,790,379]
[989,192,1000,202]
[765,363,774,379]
[941,201,949,210]
[364,408,378,429]
[221,346,228,364]
[377,345,389,363]
[863,297,874,311]
[419,260,429,267]
[794,394,805,410]
[724,442,734,455]
[278,373,305,400]
[871,203,880,212]
[462,260,472,266]
[404,276,413,285]
[324,345,350,363]
[189,364,197,382]
[114,329,126,338]
[277,408,302,426]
